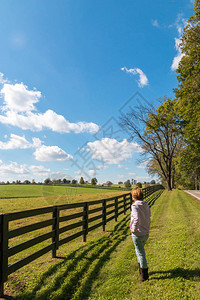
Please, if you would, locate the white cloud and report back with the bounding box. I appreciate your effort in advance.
[88,169,96,176]
[136,165,146,169]
[0,73,8,84]
[121,67,148,87]
[29,165,50,176]
[0,134,42,150]
[118,174,125,179]
[171,38,184,70]
[97,164,108,170]
[0,80,99,134]
[135,176,151,182]
[33,145,73,161]
[1,83,41,112]
[51,172,70,180]
[171,14,187,71]
[128,172,136,176]
[0,109,99,134]
[0,162,29,176]
[152,19,159,27]
[87,138,142,165]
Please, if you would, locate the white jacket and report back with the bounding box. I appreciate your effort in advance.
[130,200,151,236]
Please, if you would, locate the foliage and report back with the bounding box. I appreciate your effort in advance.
[124,180,131,188]
[44,178,51,184]
[174,0,200,188]
[106,181,113,186]
[72,179,78,184]
[120,98,183,190]
[136,182,142,188]
[150,179,156,184]
[23,180,31,184]
[79,177,85,184]
[91,177,98,185]
[63,178,71,184]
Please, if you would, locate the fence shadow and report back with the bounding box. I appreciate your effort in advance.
[149,268,200,281]
[11,189,164,300]
[16,215,130,300]
[147,190,164,208]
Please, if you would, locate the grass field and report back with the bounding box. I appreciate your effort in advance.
[0,185,125,213]
[2,189,200,299]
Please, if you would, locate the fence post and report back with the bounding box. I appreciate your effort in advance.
[123,195,126,215]
[130,193,133,209]
[115,197,118,222]
[82,202,88,242]
[52,206,59,258]
[102,200,106,232]
[0,214,9,298]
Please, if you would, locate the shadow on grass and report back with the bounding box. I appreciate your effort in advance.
[147,190,164,208]
[14,192,163,300]
[16,215,130,300]
[0,295,15,300]
[150,268,200,281]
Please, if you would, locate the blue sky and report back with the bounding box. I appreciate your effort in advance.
[0,0,194,183]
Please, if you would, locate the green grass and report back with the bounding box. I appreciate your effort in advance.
[0,184,122,198]
[87,190,200,300]
[3,189,200,299]
[0,185,124,213]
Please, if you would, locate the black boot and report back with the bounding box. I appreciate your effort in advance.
[140,268,149,282]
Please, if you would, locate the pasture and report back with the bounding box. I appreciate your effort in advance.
[0,185,125,213]
[1,187,200,299]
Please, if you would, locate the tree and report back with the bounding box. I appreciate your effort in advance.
[136,182,142,188]
[72,179,77,184]
[106,181,113,186]
[174,0,200,189]
[44,178,51,184]
[63,178,71,184]
[175,0,200,142]
[124,180,131,188]
[150,180,156,185]
[79,177,85,184]
[118,181,123,184]
[120,98,183,191]
[175,145,200,189]
[24,180,31,184]
[91,177,98,185]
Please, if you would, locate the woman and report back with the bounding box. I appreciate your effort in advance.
[130,188,151,282]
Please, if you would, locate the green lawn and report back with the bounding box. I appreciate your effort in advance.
[3,189,200,299]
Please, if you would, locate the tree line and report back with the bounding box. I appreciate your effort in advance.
[121,0,200,191]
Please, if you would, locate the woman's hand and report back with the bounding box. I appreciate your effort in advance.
[130,227,135,233]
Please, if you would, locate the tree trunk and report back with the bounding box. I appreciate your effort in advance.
[166,179,172,191]
[166,169,172,191]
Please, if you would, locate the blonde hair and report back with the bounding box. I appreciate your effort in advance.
[131,188,144,200]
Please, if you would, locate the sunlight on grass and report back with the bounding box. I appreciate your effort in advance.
[3,189,200,299]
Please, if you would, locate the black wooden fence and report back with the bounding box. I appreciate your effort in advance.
[0,185,164,297]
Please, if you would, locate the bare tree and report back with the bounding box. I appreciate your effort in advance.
[120,98,183,191]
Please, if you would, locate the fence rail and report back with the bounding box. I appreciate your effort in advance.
[0,184,164,297]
